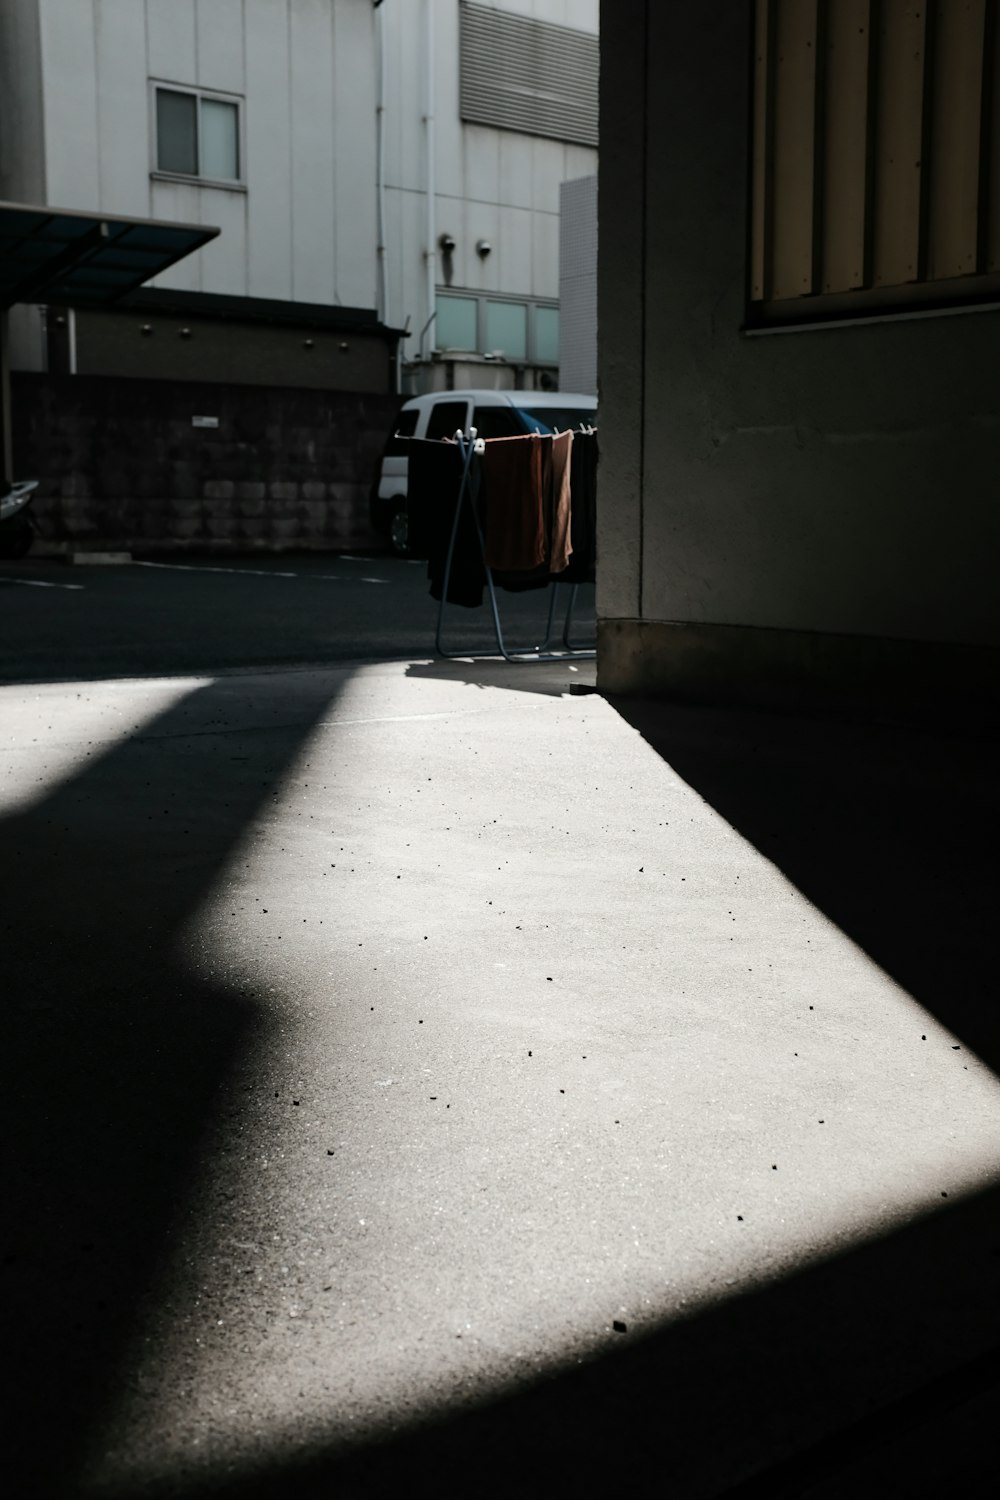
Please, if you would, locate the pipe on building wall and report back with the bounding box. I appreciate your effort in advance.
[374,0,388,328]
[0,311,12,488]
[422,0,436,359]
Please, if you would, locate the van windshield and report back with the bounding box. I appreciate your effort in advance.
[512,406,596,434]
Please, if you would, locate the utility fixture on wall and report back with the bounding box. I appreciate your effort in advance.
[476,239,492,258]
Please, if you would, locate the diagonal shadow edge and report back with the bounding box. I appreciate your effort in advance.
[0,669,348,1497]
[79,1180,1000,1499]
[67,690,1000,1499]
[606,694,1000,1073]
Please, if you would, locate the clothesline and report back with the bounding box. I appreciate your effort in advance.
[403,423,598,663]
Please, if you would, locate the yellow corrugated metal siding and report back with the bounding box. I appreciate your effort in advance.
[751,0,1000,318]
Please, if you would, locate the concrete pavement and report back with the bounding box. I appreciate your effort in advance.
[2,650,998,1496]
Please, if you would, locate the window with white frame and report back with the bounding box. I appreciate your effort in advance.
[435,292,559,363]
[153,84,242,184]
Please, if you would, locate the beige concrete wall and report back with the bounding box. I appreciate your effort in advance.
[598,0,1000,711]
[74,309,391,393]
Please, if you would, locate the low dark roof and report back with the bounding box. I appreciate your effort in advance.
[0,201,219,310]
[119,286,406,339]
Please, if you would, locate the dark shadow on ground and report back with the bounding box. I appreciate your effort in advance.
[70,696,1000,1499]
[404,655,596,698]
[84,1186,1000,1499]
[0,557,594,687]
[609,698,1000,1075]
[1,672,344,1497]
[422,571,595,661]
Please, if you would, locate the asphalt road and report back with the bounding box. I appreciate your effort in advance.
[0,553,596,683]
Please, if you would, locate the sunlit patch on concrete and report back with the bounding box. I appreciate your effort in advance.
[75,666,1000,1495]
[0,676,214,815]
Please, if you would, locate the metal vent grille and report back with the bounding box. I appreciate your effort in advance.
[459,2,598,148]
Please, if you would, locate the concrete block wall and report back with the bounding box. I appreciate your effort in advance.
[11,373,401,553]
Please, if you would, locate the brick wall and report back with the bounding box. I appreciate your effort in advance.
[11,373,402,554]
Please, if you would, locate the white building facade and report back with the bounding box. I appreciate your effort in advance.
[378,0,598,390]
[1,0,598,393]
[0,0,389,390]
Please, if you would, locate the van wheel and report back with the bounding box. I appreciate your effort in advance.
[390,505,409,557]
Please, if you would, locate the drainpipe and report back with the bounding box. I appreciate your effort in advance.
[374,0,388,329]
[0,310,11,490]
[422,0,436,360]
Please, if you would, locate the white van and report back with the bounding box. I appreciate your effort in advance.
[369,388,597,555]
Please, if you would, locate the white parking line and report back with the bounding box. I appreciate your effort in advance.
[133,560,389,585]
[0,576,85,590]
[134,561,297,579]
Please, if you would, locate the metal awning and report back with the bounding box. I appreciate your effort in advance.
[0,201,219,311]
[0,201,219,492]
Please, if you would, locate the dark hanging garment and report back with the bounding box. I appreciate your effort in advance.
[404,437,450,561]
[481,434,546,572]
[490,435,549,593]
[406,438,485,608]
[560,430,598,585]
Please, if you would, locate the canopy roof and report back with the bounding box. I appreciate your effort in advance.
[0,201,219,310]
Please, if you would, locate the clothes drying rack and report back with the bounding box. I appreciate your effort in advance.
[434,427,596,663]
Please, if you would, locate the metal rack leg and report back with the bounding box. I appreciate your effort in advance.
[534,580,560,651]
[434,434,478,657]
[562,582,596,658]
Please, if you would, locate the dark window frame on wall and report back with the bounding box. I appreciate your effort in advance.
[746,0,1000,331]
[434,289,560,364]
[151,81,245,189]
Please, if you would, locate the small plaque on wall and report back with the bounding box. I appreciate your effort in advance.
[191,415,219,429]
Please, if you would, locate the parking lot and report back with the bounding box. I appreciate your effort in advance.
[0,552,596,683]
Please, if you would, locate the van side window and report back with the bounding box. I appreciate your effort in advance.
[425,401,469,441]
[472,406,521,439]
[394,410,419,438]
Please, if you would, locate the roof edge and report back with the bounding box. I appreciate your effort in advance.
[117,286,405,339]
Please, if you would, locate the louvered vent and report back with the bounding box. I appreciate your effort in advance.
[459,2,598,148]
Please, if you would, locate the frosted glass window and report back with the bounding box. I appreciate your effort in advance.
[156,89,197,176]
[535,306,559,363]
[200,98,240,180]
[486,301,527,360]
[436,295,477,350]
